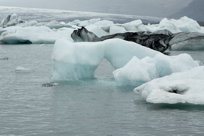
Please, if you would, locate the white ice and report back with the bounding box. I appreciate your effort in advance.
[134,66,204,105]
[113,17,204,34]
[82,16,204,36]
[52,38,159,81]
[113,53,199,86]
[1,15,204,50]
[0,26,74,44]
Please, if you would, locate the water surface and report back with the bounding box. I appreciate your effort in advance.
[0,45,204,136]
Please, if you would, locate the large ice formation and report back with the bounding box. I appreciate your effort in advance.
[52,38,159,81]
[52,38,199,83]
[134,66,204,105]
[113,53,199,86]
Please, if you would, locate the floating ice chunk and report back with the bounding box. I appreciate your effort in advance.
[134,66,204,105]
[52,38,158,81]
[113,56,157,86]
[15,66,32,73]
[158,17,202,33]
[113,53,199,86]
[142,16,204,34]
[0,26,74,44]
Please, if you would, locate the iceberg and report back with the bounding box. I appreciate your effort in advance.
[156,17,203,33]
[134,66,204,105]
[0,26,74,44]
[52,38,199,85]
[52,38,159,81]
[120,17,204,34]
[113,53,199,86]
[1,14,204,50]
[124,16,204,34]
[79,17,204,36]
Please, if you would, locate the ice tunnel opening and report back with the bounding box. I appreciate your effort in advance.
[94,59,115,79]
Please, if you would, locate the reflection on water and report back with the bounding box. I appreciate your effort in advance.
[0,45,204,135]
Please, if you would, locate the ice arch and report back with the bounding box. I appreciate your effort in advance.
[52,38,159,81]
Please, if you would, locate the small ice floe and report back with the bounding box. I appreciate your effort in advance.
[42,82,58,87]
[134,66,204,105]
[52,38,158,81]
[15,66,32,73]
[0,57,8,60]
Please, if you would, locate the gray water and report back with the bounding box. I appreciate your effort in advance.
[1,45,204,136]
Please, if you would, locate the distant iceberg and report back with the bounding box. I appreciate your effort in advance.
[105,16,204,34]
[0,26,74,44]
[134,66,204,105]
[80,16,204,35]
[0,13,24,28]
[1,15,204,50]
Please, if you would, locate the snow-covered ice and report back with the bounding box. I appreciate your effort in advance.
[113,53,199,86]
[82,16,204,36]
[0,26,74,44]
[134,66,204,105]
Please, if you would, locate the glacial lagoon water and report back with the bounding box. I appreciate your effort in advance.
[0,44,204,136]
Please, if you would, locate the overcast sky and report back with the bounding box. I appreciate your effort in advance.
[0,0,193,17]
